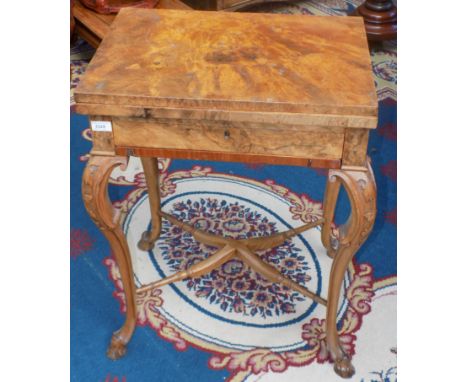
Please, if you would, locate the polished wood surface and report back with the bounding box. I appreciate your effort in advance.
[71,0,76,40]
[74,0,115,44]
[342,129,369,169]
[354,0,397,41]
[112,118,345,160]
[75,104,378,128]
[80,0,159,14]
[82,156,137,359]
[73,0,191,48]
[322,159,376,377]
[75,9,377,120]
[76,9,378,379]
[184,0,294,11]
[114,146,342,169]
[137,157,161,251]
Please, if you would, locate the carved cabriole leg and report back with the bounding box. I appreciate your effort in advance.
[321,175,341,258]
[82,155,137,360]
[137,157,162,251]
[324,159,376,378]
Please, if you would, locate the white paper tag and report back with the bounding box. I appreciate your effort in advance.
[91,120,112,132]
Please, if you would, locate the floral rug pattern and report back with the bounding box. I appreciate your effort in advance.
[159,198,311,318]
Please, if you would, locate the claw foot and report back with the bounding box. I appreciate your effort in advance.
[138,231,155,251]
[334,357,355,379]
[107,333,127,360]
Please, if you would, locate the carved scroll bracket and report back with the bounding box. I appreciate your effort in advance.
[82,155,128,231]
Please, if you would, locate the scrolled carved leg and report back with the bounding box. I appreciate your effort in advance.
[82,155,137,360]
[138,157,162,251]
[321,174,341,259]
[323,159,377,378]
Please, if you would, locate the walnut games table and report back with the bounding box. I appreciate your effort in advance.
[75,8,378,378]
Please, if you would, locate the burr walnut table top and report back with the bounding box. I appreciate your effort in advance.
[76,9,378,169]
[75,8,378,124]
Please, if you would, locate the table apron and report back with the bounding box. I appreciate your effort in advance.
[114,146,342,168]
[111,118,345,165]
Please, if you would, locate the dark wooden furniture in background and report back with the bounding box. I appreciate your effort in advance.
[354,0,397,41]
[71,0,76,39]
[182,0,285,11]
[72,0,396,47]
[73,0,191,48]
[75,8,378,378]
[80,0,159,14]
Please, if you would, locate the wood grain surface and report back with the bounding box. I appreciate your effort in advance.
[184,0,291,12]
[112,118,344,158]
[79,0,160,15]
[75,8,378,123]
[342,128,369,168]
[113,147,342,168]
[73,0,191,47]
[77,103,377,128]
